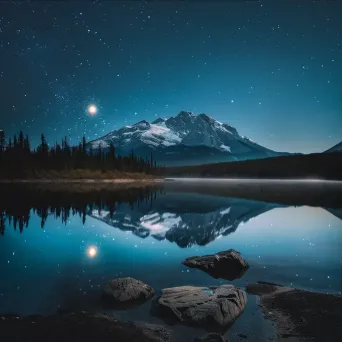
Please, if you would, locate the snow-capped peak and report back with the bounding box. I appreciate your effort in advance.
[177,111,196,118]
[152,117,167,125]
[133,120,150,128]
[88,111,278,162]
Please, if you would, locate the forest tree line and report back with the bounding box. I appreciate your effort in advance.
[0,184,160,235]
[0,130,160,178]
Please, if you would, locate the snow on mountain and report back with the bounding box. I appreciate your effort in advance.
[88,195,281,248]
[140,122,181,147]
[88,111,285,165]
[324,141,342,153]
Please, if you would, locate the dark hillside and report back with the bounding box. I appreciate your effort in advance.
[163,153,342,181]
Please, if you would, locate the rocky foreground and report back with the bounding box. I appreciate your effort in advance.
[0,312,172,342]
[247,282,342,342]
[1,267,341,341]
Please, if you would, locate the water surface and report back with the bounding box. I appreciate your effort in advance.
[0,180,341,341]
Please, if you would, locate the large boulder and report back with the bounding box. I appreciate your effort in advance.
[182,249,249,280]
[103,277,155,305]
[158,284,247,326]
[0,312,173,342]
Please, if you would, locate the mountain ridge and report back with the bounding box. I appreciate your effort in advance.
[325,141,342,153]
[88,111,289,166]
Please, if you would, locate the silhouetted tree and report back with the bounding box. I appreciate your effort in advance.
[0,130,159,178]
[0,130,5,164]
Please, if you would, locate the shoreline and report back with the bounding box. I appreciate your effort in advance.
[165,177,342,183]
[0,178,164,184]
[2,177,342,183]
[247,282,342,342]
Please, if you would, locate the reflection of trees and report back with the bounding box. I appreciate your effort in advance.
[0,184,161,234]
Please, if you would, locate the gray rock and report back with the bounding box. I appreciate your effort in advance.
[194,332,228,341]
[103,277,155,304]
[0,311,173,342]
[182,249,249,280]
[158,284,247,326]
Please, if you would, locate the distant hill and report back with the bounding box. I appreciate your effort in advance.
[163,152,342,181]
[324,141,342,153]
[88,111,289,166]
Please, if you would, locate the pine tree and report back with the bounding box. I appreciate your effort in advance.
[19,131,24,149]
[82,136,86,154]
[0,130,5,158]
[109,142,116,169]
[24,135,30,152]
[39,134,49,165]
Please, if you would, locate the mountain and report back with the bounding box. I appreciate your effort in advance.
[88,111,288,166]
[88,193,281,248]
[324,141,342,153]
[325,208,342,221]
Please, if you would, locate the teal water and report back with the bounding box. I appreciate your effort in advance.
[0,181,341,341]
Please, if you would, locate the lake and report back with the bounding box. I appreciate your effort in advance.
[0,179,341,341]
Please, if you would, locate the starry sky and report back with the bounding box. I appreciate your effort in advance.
[0,0,341,153]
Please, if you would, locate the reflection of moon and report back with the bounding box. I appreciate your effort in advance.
[87,104,97,115]
[87,246,97,258]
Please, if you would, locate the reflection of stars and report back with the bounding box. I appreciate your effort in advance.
[87,246,97,258]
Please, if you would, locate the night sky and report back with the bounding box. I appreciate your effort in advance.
[0,0,341,153]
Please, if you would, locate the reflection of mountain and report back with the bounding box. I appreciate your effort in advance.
[325,208,342,221]
[88,193,281,248]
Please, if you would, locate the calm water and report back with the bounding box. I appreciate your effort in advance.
[0,180,341,341]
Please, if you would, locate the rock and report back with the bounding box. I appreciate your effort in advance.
[182,249,249,280]
[103,277,155,305]
[158,284,247,326]
[194,332,228,341]
[0,311,173,342]
[247,282,342,342]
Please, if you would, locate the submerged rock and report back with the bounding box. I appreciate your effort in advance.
[103,277,155,305]
[194,332,228,341]
[0,311,173,342]
[158,284,247,326]
[247,281,342,342]
[182,249,249,280]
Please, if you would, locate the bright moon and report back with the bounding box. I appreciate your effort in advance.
[87,246,97,258]
[87,104,97,115]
